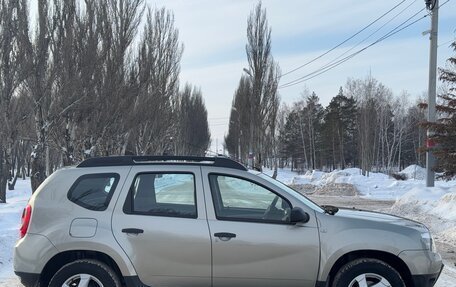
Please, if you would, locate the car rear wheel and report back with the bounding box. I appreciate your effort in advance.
[48,259,121,287]
[332,258,405,287]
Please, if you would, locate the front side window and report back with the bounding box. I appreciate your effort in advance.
[125,173,197,218]
[209,174,292,224]
[68,173,119,211]
[256,172,324,213]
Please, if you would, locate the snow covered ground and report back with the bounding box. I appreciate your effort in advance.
[0,179,30,282]
[1,166,455,285]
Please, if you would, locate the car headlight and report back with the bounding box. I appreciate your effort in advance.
[421,231,436,251]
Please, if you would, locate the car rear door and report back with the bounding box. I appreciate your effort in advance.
[201,167,320,287]
[112,165,211,287]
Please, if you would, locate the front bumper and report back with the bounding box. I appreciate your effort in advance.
[398,249,442,273]
[412,264,444,287]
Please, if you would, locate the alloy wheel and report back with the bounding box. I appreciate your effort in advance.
[348,273,392,287]
[62,273,104,287]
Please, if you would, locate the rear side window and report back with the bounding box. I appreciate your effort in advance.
[68,173,119,211]
[123,173,197,218]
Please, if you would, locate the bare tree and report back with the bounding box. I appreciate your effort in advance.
[131,7,182,155]
[385,93,409,172]
[88,0,144,156]
[7,90,33,190]
[3,0,51,194]
[0,0,29,201]
[294,101,309,169]
[174,84,211,156]
[226,76,251,163]
[245,1,280,170]
[0,0,225,197]
[346,77,379,176]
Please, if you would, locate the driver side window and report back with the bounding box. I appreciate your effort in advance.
[209,174,291,224]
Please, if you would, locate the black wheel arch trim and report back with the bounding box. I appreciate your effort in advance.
[411,264,444,287]
[124,275,151,287]
[325,249,414,287]
[14,271,40,287]
[38,250,124,287]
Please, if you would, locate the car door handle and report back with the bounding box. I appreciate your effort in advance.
[214,232,236,239]
[122,228,144,234]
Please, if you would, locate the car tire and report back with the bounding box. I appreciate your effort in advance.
[48,259,121,287]
[332,258,405,287]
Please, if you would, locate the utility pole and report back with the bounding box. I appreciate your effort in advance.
[425,0,439,187]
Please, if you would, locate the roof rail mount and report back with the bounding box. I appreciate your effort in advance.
[77,155,247,171]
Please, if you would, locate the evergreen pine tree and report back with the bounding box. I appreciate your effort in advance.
[279,111,302,169]
[322,87,358,170]
[426,41,456,178]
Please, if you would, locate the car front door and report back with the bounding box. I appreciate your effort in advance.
[201,167,320,287]
[112,165,211,287]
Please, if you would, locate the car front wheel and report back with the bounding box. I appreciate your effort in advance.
[48,259,121,287]
[332,258,405,287]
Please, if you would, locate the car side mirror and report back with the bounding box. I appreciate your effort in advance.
[290,207,310,224]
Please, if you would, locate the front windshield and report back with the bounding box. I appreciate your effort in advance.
[255,172,324,213]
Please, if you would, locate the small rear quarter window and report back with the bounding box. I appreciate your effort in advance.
[68,173,120,211]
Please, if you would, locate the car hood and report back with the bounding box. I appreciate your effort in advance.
[333,208,426,229]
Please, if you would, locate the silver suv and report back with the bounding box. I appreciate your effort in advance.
[14,156,443,287]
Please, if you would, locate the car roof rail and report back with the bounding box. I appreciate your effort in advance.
[77,155,247,171]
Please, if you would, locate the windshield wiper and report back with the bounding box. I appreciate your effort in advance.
[321,205,339,215]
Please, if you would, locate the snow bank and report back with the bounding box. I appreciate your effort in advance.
[390,185,456,245]
[263,166,456,201]
[302,170,326,182]
[311,168,403,199]
[400,164,426,180]
[261,167,299,185]
[313,183,359,196]
[435,193,456,220]
[320,170,352,184]
[393,186,456,221]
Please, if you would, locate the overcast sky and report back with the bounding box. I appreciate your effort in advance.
[30,0,456,153]
[145,0,456,153]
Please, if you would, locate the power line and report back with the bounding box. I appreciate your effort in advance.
[318,0,418,71]
[438,38,455,47]
[280,0,408,77]
[280,14,426,88]
[278,0,451,88]
[440,0,451,7]
[279,6,428,89]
